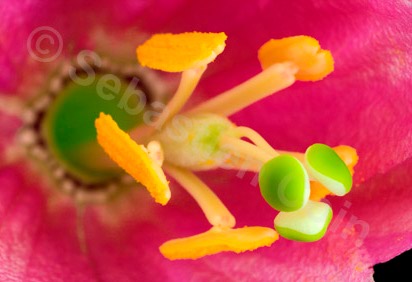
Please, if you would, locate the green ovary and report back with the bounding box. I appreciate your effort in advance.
[42,75,146,184]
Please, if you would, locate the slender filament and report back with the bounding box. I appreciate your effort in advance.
[155,66,207,128]
[164,164,235,228]
[188,63,297,116]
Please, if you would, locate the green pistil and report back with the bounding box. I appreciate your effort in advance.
[259,155,309,212]
[42,75,146,184]
[274,200,333,242]
[305,143,352,196]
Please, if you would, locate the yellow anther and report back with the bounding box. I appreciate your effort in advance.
[258,36,334,81]
[136,32,227,72]
[310,145,358,201]
[95,113,170,205]
[159,226,278,260]
[309,181,333,201]
[333,145,359,175]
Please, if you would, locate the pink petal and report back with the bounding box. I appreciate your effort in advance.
[0,0,142,95]
[5,162,403,281]
[344,157,412,265]
[0,164,97,281]
[0,112,21,164]
[1,0,412,280]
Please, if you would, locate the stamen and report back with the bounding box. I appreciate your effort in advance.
[95,113,171,205]
[136,32,227,72]
[154,66,207,128]
[258,36,334,81]
[333,145,359,175]
[159,226,278,260]
[309,181,332,201]
[274,200,333,242]
[135,32,226,129]
[188,63,297,116]
[164,164,235,228]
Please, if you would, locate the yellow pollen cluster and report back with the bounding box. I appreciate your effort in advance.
[95,113,170,205]
[258,35,334,81]
[160,226,278,260]
[136,32,227,72]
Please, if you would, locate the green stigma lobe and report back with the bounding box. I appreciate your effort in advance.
[305,143,352,196]
[274,200,333,242]
[258,155,309,212]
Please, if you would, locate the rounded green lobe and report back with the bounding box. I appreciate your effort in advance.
[258,155,309,212]
[305,143,352,195]
[42,76,145,184]
[274,200,333,242]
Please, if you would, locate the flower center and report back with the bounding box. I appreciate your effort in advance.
[93,32,359,260]
[19,58,162,202]
[17,32,359,260]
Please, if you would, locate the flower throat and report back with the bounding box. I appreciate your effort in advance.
[18,56,161,203]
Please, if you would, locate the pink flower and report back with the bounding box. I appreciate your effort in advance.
[1,0,412,281]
